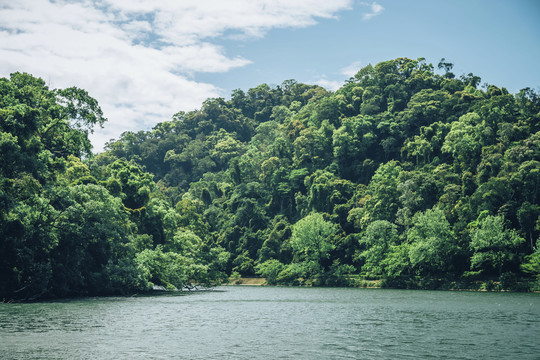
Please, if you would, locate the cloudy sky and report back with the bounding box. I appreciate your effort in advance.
[1,0,539,152]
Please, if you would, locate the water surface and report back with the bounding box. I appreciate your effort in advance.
[1,287,539,359]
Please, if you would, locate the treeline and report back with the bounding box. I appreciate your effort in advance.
[1,58,540,300]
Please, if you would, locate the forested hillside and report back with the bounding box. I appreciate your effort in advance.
[2,58,540,300]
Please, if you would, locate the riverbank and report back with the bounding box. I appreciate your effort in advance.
[227,277,266,286]
[226,276,538,292]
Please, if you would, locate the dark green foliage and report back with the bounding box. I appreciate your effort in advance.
[0,73,228,300]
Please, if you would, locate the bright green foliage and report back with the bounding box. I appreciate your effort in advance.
[521,247,540,285]
[255,259,286,285]
[290,212,338,281]
[136,247,189,290]
[403,135,433,166]
[407,208,459,276]
[442,113,484,170]
[136,227,229,290]
[470,215,525,276]
[358,220,399,276]
[106,159,155,210]
[349,161,402,229]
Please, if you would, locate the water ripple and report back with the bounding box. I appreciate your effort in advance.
[1,287,539,359]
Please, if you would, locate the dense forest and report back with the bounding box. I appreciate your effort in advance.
[1,57,540,300]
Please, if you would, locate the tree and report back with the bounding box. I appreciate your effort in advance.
[357,220,399,276]
[403,135,433,166]
[407,208,459,276]
[209,130,245,169]
[470,215,525,276]
[290,213,338,281]
[0,73,113,300]
[4,57,540,297]
[106,159,155,211]
[258,215,292,264]
[135,247,189,290]
[438,58,455,79]
[521,247,540,286]
[255,259,286,285]
[351,161,402,228]
[517,202,540,251]
[49,184,142,297]
[442,112,483,170]
[332,115,376,178]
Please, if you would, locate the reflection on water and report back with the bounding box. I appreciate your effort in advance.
[1,287,539,359]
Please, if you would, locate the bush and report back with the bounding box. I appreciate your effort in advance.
[277,263,306,285]
[481,280,495,291]
[499,272,517,290]
[229,271,242,284]
[255,259,285,285]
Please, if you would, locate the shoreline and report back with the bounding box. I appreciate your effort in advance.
[225,277,539,293]
[226,277,267,286]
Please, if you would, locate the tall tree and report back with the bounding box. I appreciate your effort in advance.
[290,212,338,281]
[470,215,525,276]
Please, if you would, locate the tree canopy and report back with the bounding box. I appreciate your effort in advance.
[2,57,540,299]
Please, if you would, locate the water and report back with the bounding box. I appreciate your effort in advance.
[1,286,539,359]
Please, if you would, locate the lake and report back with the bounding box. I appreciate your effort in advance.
[1,286,539,359]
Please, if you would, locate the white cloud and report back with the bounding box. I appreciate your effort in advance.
[310,59,369,92]
[361,1,384,20]
[341,61,363,78]
[312,77,343,92]
[0,0,353,151]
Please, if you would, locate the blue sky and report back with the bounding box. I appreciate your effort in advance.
[1,0,538,151]
[200,0,540,95]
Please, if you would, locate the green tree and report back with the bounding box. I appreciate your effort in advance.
[442,112,483,170]
[521,247,540,286]
[290,212,338,281]
[349,161,402,229]
[49,184,142,297]
[517,202,540,251]
[255,259,286,285]
[357,220,399,276]
[106,159,155,210]
[470,215,525,276]
[135,247,189,290]
[407,208,459,276]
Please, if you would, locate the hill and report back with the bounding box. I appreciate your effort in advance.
[1,58,539,299]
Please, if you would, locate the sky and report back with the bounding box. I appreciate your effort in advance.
[1,0,539,152]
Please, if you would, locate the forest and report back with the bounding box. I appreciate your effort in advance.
[1,57,539,300]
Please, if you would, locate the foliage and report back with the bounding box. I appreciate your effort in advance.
[290,212,338,282]
[255,259,286,285]
[3,57,540,298]
[521,247,540,287]
[470,215,525,276]
[357,220,399,276]
[407,208,459,276]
